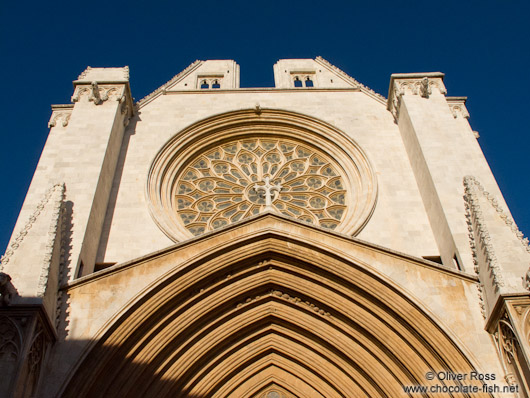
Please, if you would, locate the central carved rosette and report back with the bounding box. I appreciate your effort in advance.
[174,138,347,236]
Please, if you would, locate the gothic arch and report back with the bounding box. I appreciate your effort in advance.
[146,108,378,241]
[62,226,488,397]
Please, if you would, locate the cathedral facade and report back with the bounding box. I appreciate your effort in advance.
[1,58,529,397]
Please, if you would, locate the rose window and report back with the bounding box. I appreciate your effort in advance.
[174,138,347,236]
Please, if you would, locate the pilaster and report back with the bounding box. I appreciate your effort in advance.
[388,72,510,272]
[7,66,134,280]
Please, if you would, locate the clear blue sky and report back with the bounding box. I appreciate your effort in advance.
[1,0,528,254]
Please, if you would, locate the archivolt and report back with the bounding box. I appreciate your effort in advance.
[62,233,487,397]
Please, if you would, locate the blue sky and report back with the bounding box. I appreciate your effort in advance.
[1,0,528,254]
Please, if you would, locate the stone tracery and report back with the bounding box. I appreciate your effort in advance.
[174,138,347,236]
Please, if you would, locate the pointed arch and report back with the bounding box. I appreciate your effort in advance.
[62,229,488,397]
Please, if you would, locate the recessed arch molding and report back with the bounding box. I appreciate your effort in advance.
[62,230,489,397]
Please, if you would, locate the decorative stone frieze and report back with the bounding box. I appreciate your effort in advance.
[387,72,447,120]
[71,83,126,105]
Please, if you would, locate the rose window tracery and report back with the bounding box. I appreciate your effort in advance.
[174,138,347,236]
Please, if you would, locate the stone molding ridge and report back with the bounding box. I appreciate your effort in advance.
[447,97,470,119]
[136,60,203,108]
[37,183,65,297]
[315,56,387,103]
[464,175,505,288]
[0,183,65,272]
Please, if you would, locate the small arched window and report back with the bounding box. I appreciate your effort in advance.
[212,80,221,89]
[200,80,209,89]
[305,77,314,87]
[293,77,303,87]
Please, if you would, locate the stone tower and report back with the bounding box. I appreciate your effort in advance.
[1,58,529,397]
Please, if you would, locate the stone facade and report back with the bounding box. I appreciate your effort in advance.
[1,58,529,397]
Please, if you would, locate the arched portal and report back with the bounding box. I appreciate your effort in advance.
[62,223,488,397]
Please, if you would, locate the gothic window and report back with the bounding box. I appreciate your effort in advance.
[200,80,209,89]
[305,76,314,87]
[212,80,221,89]
[174,138,347,236]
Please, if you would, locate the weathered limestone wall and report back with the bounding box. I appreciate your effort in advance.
[99,88,439,264]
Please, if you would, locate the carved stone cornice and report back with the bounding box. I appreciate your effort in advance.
[71,83,126,104]
[447,96,470,119]
[387,72,447,120]
[71,66,134,117]
[48,104,73,128]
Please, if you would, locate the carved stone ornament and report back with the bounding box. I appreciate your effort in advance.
[173,138,347,236]
[449,104,470,119]
[71,83,126,104]
[419,77,431,98]
[48,111,72,128]
[0,273,16,306]
[388,74,447,120]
